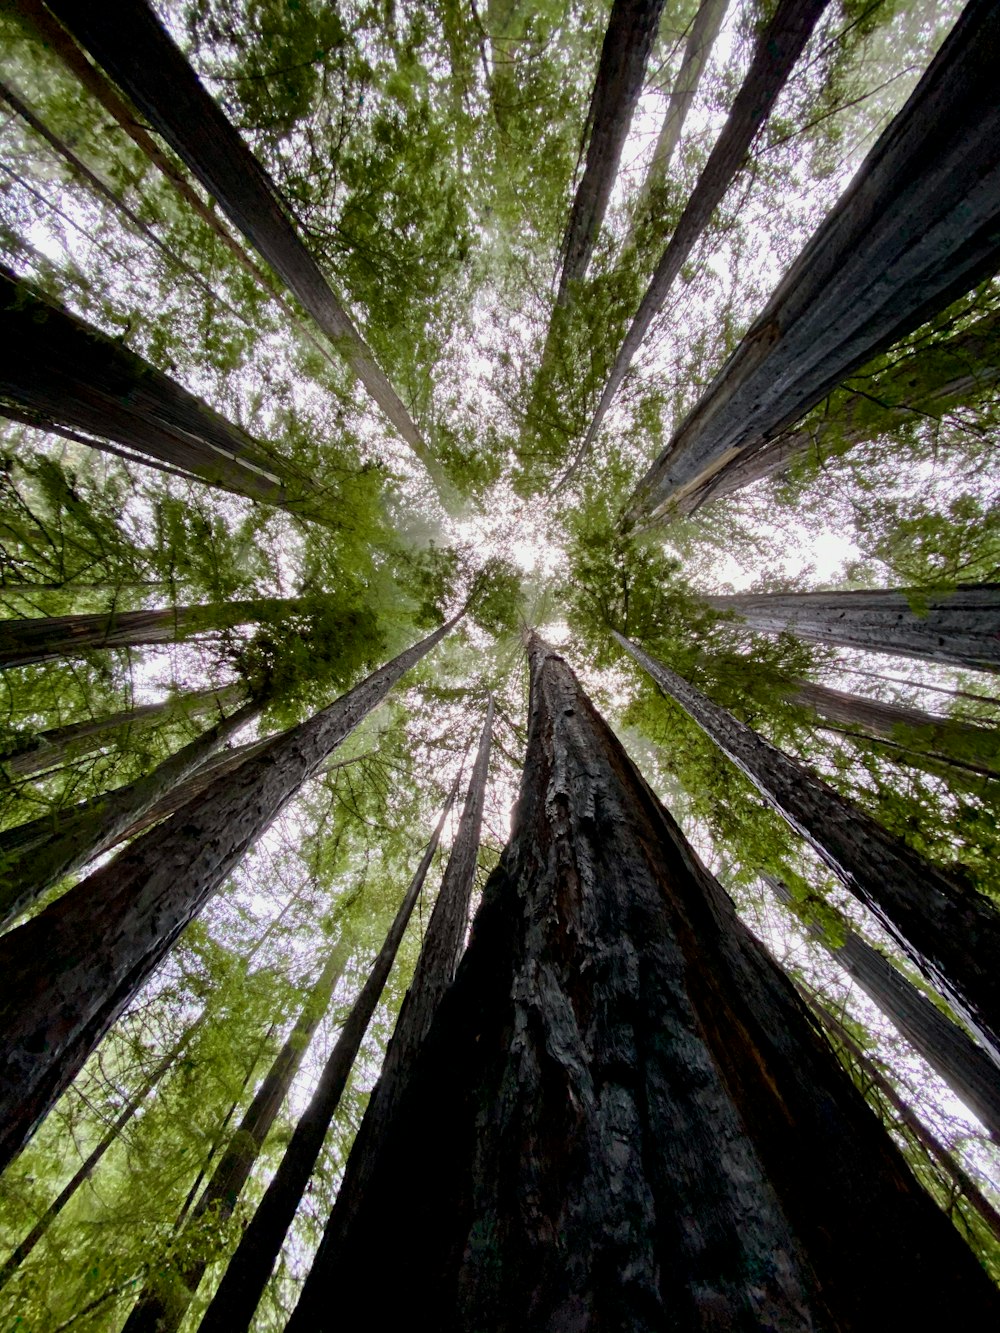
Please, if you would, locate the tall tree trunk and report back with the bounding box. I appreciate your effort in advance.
[196,751,476,1333]
[0,267,296,505]
[765,875,1000,1141]
[0,684,243,779]
[0,616,460,1172]
[0,596,305,668]
[789,677,1000,778]
[625,0,1000,526]
[40,0,430,468]
[119,932,356,1333]
[287,636,999,1331]
[674,303,1000,511]
[704,583,1000,673]
[569,0,831,482]
[555,0,667,304]
[0,696,262,930]
[614,630,1000,1071]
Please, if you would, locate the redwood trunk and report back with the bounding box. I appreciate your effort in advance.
[705,584,1000,673]
[287,637,999,1331]
[615,630,1000,1069]
[626,0,1000,526]
[0,616,458,1171]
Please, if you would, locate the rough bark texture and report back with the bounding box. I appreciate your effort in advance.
[790,678,1000,779]
[287,637,999,1331]
[706,583,1000,673]
[0,616,458,1172]
[0,698,262,930]
[42,0,428,464]
[556,0,666,303]
[196,773,466,1333]
[0,267,294,504]
[576,0,830,473]
[676,304,1000,511]
[626,0,1000,526]
[0,596,302,668]
[615,631,1000,1071]
[766,876,1000,1141]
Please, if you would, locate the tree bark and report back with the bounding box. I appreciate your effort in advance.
[765,875,1000,1141]
[705,583,1000,673]
[0,596,304,668]
[0,685,243,779]
[40,0,430,467]
[571,0,831,480]
[0,266,295,505]
[625,0,1000,526]
[555,0,667,304]
[614,630,1000,1071]
[0,696,262,930]
[0,615,459,1172]
[789,677,1000,779]
[287,636,999,1331]
[196,762,471,1333]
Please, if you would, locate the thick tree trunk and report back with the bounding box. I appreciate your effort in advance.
[196,757,473,1333]
[0,596,304,668]
[626,0,1000,526]
[765,875,1000,1141]
[789,677,1000,778]
[571,0,831,480]
[41,0,430,466]
[0,697,262,930]
[705,583,1000,673]
[287,636,999,1331]
[0,615,459,1172]
[676,303,1000,511]
[555,0,667,304]
[0,685,242,779]
[614,630,1000,1071]
[0,267,294,505]
[120,934,354,1333]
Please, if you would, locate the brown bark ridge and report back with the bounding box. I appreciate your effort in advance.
[625,0,1000,527]
[40,0,430,466]
[675,302,1000,512]
[0,596,303,669]
[789,677,1000,779]
[0,267,297,505]
[765,875,1000,1142]
[196,766,468,1333]
[568,0,831,482]
[0,697,263,931]
[705,583,1000,674]
[614,630,1000,1071]
[0,685,243,780]
[287,636,999,1331]
[555,0,667,305]
[0,615,460,1173]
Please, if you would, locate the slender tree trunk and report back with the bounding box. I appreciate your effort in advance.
[0,267,295,505]
[835,663,1000,711]
[614,630,1000,1071]
[789,677,1000,778]
[0,697,262,930]
[196,756,474,1333]
[287,636,999,1331]
[625,0,1000,526]
[765,875,1000,1141]
[0,615,460,1172]
[0,685,243,779]
[40,0,430,467]
[705,583,1000,673]
[0,596,305,668]
[555,0,667,304]
[570,0,831,482]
